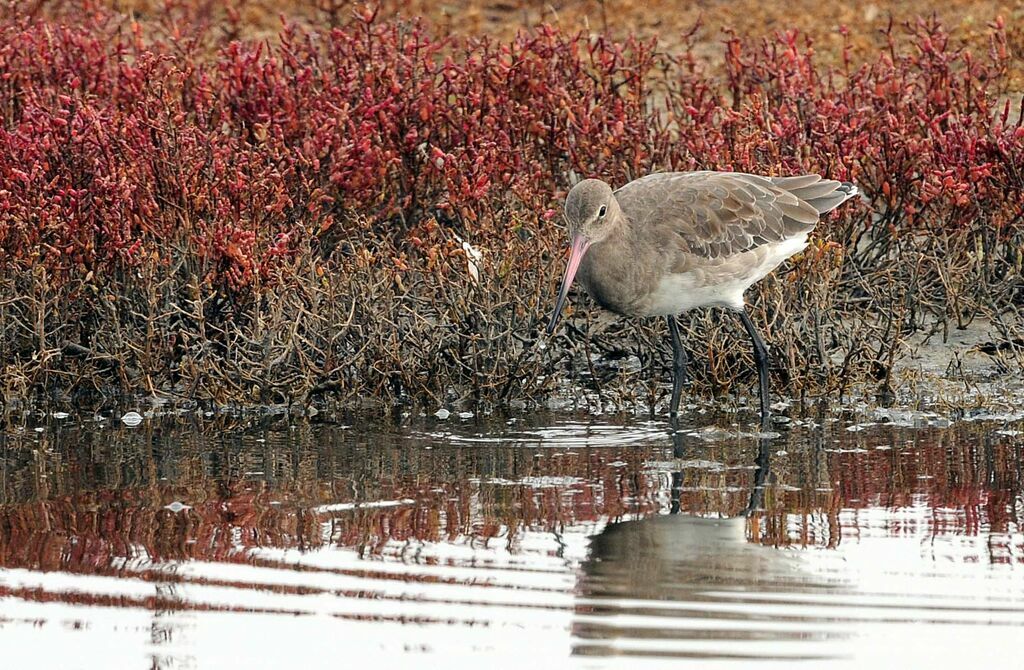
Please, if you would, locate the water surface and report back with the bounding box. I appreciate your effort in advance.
[1,407,1021,667]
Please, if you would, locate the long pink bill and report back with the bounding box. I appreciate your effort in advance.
[546,234,591,335]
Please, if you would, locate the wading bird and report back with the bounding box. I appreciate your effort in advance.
[546,172,857,426]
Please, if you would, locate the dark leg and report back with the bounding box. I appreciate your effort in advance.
[742,438,773,517]
[667,315,689,416]
[738,308,771,427]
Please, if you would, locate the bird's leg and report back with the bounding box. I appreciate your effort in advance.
[742,438,773,517]
[667,315,689,417]
[738,308,771,428]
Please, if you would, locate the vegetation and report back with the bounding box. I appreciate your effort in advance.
[1,3,1022,410]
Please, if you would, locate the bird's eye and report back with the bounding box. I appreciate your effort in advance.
[598,205,607,218]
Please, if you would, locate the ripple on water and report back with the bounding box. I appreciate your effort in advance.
[410,418,670,448]
[0,415,1022,667]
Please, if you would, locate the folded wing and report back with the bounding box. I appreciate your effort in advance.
[614,171,856,261]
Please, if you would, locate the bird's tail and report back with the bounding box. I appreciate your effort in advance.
[772,175,859,215]
[836,181,859,201]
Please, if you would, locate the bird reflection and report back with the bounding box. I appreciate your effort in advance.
[577,424,783,598]
[666,419,773,518]
[571,428,840,660]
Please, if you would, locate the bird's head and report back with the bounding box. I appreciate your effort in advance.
[563,179,618,243]
[547,179,619,335]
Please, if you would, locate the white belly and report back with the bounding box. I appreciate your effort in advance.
[644,235,808,315]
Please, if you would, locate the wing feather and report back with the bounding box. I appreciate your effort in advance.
[613,171,846,261]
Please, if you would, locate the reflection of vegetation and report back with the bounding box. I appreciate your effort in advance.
[0,416,1021,579]
[652,422,1023,550]
[0,417,660,572]
[746,426,1024,549]
[1,3,1022,407]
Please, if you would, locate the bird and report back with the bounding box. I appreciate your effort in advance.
[545,171,858,426]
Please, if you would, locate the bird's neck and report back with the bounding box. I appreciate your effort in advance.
[578,213,649,316]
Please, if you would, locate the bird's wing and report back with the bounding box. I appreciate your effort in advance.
[613,172,845,261]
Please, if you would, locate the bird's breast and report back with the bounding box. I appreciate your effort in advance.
[577,244,653,317]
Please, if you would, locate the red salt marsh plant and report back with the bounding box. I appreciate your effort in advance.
[0,7,1021,408]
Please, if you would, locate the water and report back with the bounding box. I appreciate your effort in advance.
[1,408,1022,668]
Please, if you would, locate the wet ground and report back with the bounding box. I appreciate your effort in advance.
[1,404,1022,668]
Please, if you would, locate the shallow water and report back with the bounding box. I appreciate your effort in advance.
[1,407,1022,668]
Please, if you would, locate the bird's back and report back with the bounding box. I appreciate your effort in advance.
[614,171,855,260]
[582,171,857,316]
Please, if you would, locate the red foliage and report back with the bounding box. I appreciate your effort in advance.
[0,10,1021,294]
